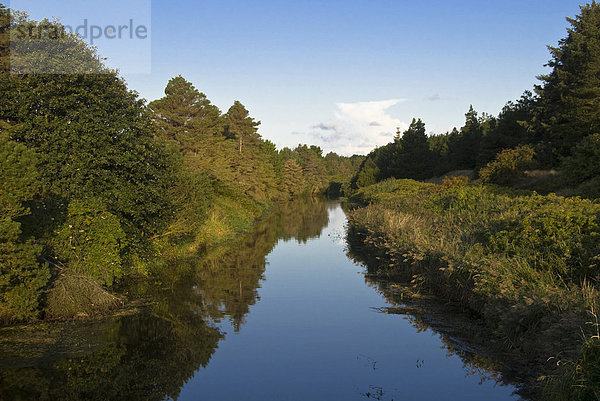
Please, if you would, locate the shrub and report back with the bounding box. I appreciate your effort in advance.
[0,134,48,322]
[489,194,600,283]
[561,133,600,186]
[479,145,536,185]
[53,199,126,286]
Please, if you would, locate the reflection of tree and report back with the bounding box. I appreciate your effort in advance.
[0,313,222,401]
[194,196,329,331]
[0,197,331,400]
[275,197,329,243]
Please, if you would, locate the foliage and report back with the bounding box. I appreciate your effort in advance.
[479,145,536,185]
[224,101,261,154]
[1,13,174,254]
[149,75,223,155]
[561,133,600,186]
[0,134,48,322]
[53,199,126,286]
[489,193,600,283]
[534,1,600,161]
[390,118,435,179]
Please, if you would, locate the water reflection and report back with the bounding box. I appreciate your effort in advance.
[0,197,329,401]
[348,259,524,399]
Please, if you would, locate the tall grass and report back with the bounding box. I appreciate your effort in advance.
[347,178,600,399]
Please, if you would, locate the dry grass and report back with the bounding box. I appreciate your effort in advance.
[45,272,124,320]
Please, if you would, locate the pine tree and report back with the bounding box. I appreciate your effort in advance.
[534,1,600,160]
[281,159,306,197]
[390,118,434,179]
[149,76,223,155]
[224,101,261,154]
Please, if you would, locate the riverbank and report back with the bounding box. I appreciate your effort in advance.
[345,178,600,400]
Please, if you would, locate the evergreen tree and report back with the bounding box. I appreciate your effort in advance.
[391,118,434,179]
[224,101,261,154]
[295,145,328,194]
[281,159,306,197]
[352,157,380,188]
[477,92,535,168]
[534,1,600,160]
[149,76,223,155]
[448,106,484,170]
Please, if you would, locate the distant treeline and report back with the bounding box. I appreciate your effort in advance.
[352,2,600,198]
[0,4,362,322]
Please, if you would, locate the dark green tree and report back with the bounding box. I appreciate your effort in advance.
[534,1,600,160]
[448,106,485,170]
[0,134,48,321]
[391,118,434,179]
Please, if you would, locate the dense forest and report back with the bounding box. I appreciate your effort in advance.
[346,3,600,399]
[0,4,362,323]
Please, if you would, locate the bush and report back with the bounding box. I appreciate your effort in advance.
[479,145,536,185]
[0,134,48,322]
[489,194,600,283]
[562,133,600,186]
[53,199,126,286]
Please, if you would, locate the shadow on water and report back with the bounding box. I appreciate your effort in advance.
[346,249,529,400]
[0,197,329,401]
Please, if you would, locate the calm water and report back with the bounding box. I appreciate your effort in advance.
[0,199,520,401]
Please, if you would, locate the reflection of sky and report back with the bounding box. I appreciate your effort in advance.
[178,203,520,401]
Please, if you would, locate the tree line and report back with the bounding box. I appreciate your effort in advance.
[352,1,600,198]
[0,5,360,322]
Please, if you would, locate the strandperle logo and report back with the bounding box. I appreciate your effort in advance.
[10,0,152,74]
[14,19,149,45]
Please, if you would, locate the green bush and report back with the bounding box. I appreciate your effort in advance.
[489,194,600,282]
[53,199,126,286]
[0,134,48,322]
[562,133,600,186]
[479,145,536,185]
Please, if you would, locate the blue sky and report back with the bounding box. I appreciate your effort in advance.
[12,0,587,155]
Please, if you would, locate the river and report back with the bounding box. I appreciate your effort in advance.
[0,199,521,400]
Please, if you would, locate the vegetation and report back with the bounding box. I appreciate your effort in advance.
[346,178,600,399]
[0,6,353,323]
[2,0,600,399]
[343,5,600,398]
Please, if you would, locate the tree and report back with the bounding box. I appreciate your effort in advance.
[149,76,223,155]
[391,118,434,179]
[0,15,174,253]
[477,91,536,168]
[224,101,261,154]
[352,157,380,188]
[534,1,600,160]
[281,159,306,197]
[295,145,328,194]
[448,106,485,170]
[0,134,49,321]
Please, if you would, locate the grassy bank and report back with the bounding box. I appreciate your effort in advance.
[346,177,600,400]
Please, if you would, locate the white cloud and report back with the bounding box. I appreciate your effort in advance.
[307,99,408,155]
